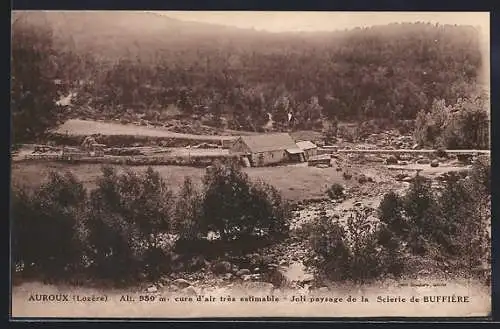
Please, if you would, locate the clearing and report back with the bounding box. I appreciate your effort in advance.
[53,119,240,141]
[11,162,358,202]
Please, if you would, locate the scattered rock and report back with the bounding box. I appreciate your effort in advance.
[147,286,158,293]
[316,287,330,294]
[358,175,368,184]
[416,159,431,164]
[386,155,398,165]
[343,172,353,180]
[244,282,274,293]
[236,269,251,277]
[181,286,199,296]
[396,173,409,181]
[241,275,252,281]
[173,278,193,288]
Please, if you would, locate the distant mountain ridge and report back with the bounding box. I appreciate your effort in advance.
[11,10,487,139]
[12,11,292,60]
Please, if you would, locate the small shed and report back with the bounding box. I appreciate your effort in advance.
[308,154,332,167]
[296,140,318,160]
[229,133,305,167]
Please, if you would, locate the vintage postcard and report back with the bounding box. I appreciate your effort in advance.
[10,11,491,319]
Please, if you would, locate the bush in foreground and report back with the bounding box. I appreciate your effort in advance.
[201,162,290,243]
[306,208,404,283]
[87,166,176,282]
[12,172,88,278]
[377,162,491,281]
[12,163,292,284]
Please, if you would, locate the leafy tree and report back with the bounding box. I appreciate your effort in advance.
[87,166,175,281]
[11,19,61,143]
[201,162,290,242]
[174,177,203,241]
[378,191,406,237]
[11,172,87,278]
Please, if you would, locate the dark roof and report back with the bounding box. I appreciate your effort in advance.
[238,133,300,153]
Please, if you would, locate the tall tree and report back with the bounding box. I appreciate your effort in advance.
[11,19,60,144]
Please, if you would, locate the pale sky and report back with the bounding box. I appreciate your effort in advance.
[156,11,489,34]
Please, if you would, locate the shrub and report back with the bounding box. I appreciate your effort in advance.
[404,175,444,252]
[342,172,352,180]
[380,166,490,282]
[200,162,290,243]
[437,174,490,268]
[174,177,203,242]
[306,215,351,281]
[326,183,345,199]
[386,155,398,165]
[434,147,447,158]
[11,172,88,278]
[87,166,175,282]
[307,208,405,283]
[470,155,491,195]
[378,191,406,237]
[357,175,368,184]
[344,208,404,282]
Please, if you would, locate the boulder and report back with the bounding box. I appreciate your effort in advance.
[181,286,199,296]
[241,274,252,281]
[430,160,439,167]
[316,287,330,294]
[416,159,431,164]
[236,269,251,277]
[212,261,233,274]
[244,282,275,293]
[402,176,413,183]
[173,278,193,288]
[147,286,158,293]
[386,155,398,165]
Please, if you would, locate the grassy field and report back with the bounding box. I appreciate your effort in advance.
[54,119,239,141]
[52,120,326,143]
[11,162,359,201]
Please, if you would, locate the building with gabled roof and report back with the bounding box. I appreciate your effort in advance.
[296,140,318,160]
[229,133,305,166]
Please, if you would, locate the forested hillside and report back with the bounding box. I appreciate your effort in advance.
[11,11,487,136]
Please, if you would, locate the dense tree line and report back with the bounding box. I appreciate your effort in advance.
[11,14,487,140]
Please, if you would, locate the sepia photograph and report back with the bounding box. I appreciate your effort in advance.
[10,10,491,318]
